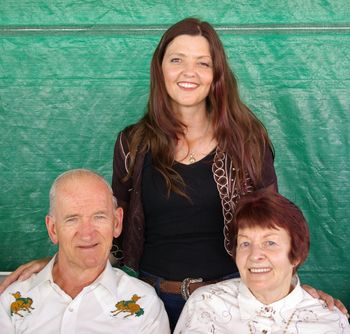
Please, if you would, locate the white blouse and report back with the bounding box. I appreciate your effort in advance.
[174,277,350,334]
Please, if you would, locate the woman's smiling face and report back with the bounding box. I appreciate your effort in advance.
[236,226,298,304]
[161,34,213,112]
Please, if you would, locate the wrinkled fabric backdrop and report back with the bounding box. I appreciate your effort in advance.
[0,1,349,308]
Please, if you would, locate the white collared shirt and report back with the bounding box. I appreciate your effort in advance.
[174,277,350,334]
[0,256,170,334]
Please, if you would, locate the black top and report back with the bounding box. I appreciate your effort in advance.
[140,150,237,281]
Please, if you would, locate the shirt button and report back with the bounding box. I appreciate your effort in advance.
[68,308,74,312]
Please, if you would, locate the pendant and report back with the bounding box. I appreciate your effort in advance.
[189,153,196,164]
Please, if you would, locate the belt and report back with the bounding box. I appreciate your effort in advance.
[140,276,222,300]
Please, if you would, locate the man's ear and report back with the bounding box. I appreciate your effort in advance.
[113,207,123,238]
[46,215,58,244]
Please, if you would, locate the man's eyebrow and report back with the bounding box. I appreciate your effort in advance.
[63,214,80,220]
[93,211,108,215]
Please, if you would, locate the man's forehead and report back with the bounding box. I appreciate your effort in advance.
[58,185,110,204]
[53,177,112,212]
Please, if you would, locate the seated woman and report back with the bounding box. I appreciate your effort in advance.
[174,190,350,333]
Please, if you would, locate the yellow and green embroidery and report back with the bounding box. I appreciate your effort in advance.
[111,294,144,318]
[10,291,34,317]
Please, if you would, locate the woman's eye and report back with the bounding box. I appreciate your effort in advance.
[170,57,181,63]
[264,240,277,247]
[199,61,211,67]
[239,241,250,248]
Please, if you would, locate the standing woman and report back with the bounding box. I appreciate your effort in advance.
[111,17,277,329]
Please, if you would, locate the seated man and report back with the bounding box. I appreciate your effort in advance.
[174,189,349,333]
[0,169,170,334]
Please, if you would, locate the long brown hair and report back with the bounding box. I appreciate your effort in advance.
[127,17,272,195]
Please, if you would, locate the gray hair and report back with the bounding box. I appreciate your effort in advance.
[49,169,118,215]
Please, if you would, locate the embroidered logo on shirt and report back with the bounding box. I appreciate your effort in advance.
[111,294,144,318]
[10,291,34,317]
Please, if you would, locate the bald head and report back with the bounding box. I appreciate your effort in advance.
[49,169,117,215]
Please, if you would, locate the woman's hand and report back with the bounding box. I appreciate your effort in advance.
[302,284,349,317]
[0,257,51,293]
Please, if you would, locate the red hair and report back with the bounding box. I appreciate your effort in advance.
[228,189,310,273]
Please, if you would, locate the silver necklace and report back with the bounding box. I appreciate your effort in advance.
[248,309,297,334]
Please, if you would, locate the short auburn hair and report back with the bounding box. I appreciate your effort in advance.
[228,189,310,273]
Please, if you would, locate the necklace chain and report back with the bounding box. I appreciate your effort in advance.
[187,118,211,164]
[248,309,297,334]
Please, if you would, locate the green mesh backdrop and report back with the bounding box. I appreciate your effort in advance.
[0,1,349,309]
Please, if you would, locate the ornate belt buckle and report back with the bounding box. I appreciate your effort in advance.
[180,277,203,300]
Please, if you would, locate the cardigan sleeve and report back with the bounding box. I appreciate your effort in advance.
[112,130,132,212]
[111,129,133,263]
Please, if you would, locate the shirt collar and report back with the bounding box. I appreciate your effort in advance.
[29,254,57,291]
[238,275,304,325]
[90,261,119,297]
[29,254,118,297]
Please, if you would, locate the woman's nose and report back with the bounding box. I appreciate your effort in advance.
[182,61,196,76]
[249,244,266,261]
